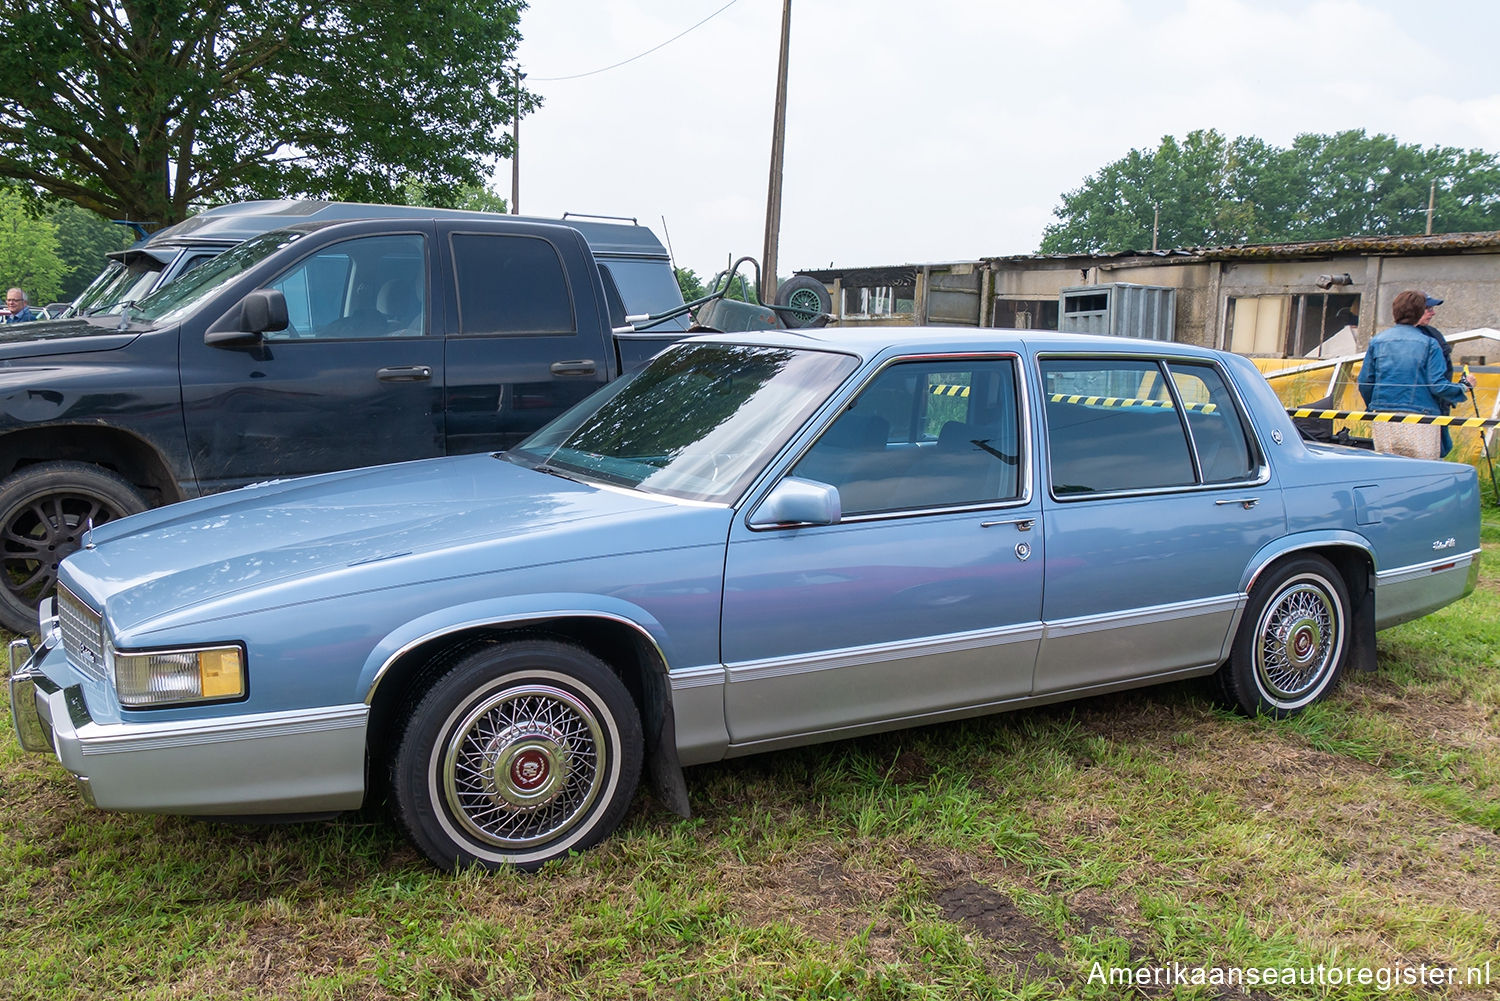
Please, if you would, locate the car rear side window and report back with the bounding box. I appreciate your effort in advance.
[452,234,576,336]
[1042,358,1196,495]
[1167,362,1257,482]
[1042,357,1255,495]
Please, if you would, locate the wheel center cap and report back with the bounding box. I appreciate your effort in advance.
[480,729,570,810]
[1284,618,1322,670]
[509,747,551,791]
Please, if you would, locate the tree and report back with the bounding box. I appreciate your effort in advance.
[1041,129,1500,253]
[0,2,535,229]
[0,187,67,303]
[675,267,706,303]
[48,200,134,301]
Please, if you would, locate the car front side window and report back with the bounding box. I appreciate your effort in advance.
[791,357,1023,516]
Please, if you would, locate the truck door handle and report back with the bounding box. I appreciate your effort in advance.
[550,359,598,377]
[376,365,433,382]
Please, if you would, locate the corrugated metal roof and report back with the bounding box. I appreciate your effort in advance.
[801,231,1500,279]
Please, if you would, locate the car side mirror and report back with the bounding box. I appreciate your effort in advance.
[205,289,288,346]
[749,476,841,528]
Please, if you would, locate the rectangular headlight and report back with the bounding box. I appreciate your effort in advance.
[110,644,246,708]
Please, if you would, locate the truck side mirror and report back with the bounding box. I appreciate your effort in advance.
[205,289,288,346]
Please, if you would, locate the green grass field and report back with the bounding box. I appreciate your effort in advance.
[2,515,1496,1000]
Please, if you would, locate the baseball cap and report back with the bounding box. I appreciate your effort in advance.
[1425,295,1443,307]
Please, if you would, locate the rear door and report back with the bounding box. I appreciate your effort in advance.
[1034,354,1284,692]
[180,226,445,492]
[440,224,614,454]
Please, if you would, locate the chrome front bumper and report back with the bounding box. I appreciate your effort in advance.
[8,609,370,816]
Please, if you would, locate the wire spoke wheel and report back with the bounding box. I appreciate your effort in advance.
[1254,582,1337,702]
[392,640,643,871]
[442,684,606,849]
[1219,556,1349,718]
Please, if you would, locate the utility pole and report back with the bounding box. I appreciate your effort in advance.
[1426,180,1435,235]
[761,0,792,305]
[511,64,524,215]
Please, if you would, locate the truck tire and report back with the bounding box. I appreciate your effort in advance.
[774,275,833,328]
[0,462,148,634]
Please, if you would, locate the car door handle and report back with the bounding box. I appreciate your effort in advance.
[376,365,433,382]
[550,359,598,377]
[1215,496,1260,509]
[981,517,1035,530]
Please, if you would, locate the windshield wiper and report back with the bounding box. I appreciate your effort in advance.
[115,301,140,331]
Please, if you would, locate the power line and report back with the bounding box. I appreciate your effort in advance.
[530,0,741,82]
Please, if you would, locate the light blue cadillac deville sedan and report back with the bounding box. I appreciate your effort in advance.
[9,329,1481,869]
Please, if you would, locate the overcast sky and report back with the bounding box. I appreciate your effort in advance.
[505,0,1500,279]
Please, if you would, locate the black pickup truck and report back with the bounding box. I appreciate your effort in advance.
[0,214,691,632]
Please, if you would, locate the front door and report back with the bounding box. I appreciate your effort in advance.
[721,354,1044,749]
[181,230,444,493]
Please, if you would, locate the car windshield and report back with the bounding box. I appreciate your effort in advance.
[128,229,306,326]
[508,341,859,503]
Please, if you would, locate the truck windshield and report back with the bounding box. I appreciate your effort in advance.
[70,259,164,317]
[509,341,858,503]
[129,230,305,326]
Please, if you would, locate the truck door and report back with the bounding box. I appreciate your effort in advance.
[180,230,445,493]
[439,227,613,453]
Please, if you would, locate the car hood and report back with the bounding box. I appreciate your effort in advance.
[62,453,726,635]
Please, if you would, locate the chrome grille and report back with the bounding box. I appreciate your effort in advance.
[57,585,106,682]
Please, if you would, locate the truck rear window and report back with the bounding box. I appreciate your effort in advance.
[452,234,576,336]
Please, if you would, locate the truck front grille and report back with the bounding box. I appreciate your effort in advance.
[57,585,106,683]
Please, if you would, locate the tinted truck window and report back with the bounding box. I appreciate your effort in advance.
[452,234,576,336]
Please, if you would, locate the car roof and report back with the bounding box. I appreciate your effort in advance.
[135,200,670,259]
[682,326,1226,362]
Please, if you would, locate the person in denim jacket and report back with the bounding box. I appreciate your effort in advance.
[1358,289,1472,457]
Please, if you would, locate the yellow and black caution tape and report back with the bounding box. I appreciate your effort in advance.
[1288,407,1500,429]
[1047,393,1219,414]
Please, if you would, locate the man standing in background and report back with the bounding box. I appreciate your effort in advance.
[1,288,37,323]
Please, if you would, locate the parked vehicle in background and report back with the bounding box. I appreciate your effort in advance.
[0,213,689,633]
[9,328,1479,871]
[63,201,691,331]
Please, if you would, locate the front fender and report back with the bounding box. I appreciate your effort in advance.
[359,592,678,705]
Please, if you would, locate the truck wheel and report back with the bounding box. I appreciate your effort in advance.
[774,275,833,328]
[1217,556,1349,718]
[390,639,643,871]
[0,462,148,634]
